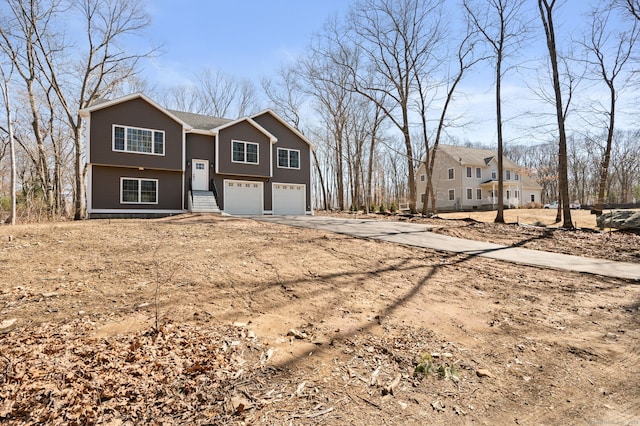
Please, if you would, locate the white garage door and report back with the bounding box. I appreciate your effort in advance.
[273,183,306,215]
[224,180,263,215]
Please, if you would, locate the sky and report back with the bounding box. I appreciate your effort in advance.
[138,0,638,147]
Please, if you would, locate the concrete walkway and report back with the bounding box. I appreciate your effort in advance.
[255,216,640,281]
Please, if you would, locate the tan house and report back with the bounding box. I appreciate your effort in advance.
[415,144,542,212]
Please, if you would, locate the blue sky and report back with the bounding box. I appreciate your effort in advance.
[139,1,637,145]
[144,0,351,86]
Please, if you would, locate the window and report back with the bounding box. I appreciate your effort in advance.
[277,148,300,169]
[113,125,164,155]
[476,189,482,200]
[232,140,259,164]
[530,194,535,202]
[448,168,454,180]
[476,167,481,178]
[420,193,425,203]
[195,162,205,170]
[515,172,520,181]
[506,190,511,199]
[506,170,511,180]
[120,178,157,204]
[466,188,472,200]
[448,189,455,201]
[515,190,520,199]
[466,167,472,178]
[491,169,497,180]
[420,174,426,182]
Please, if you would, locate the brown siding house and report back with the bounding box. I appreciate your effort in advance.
[79,93,314,217]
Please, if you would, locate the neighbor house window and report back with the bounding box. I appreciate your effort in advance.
[448,168,454,180]
[491,169,497,180]
[476,167,481,178]
[420,193,425,203]
[466,188,472,200]
[506,190,511,199]
[476,189,482,200]
[466,167,472,178]
[420,174,426,182]
[120,178,157,204]
[113,125,164,155]
[515,172,520,181]
[531,194,535,202]
[448,189,455,201]
[277,148,300,169]
[232,140,258,164]
[515,190,520,199]
[506,170,511,180]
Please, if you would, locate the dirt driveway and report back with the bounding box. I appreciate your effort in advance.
[0,214,639,425]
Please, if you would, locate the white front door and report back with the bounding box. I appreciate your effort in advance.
[192,159,208,191]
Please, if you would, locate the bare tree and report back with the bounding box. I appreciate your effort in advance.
[580,4,639,212]
[0,64,16,224]
[419,16,483,215]
[328,0,446,213]
[537,0,573,228]
[465,0,530,222]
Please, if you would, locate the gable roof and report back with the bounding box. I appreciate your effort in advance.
[251,109,316,150]
[78,93,193,130]
[435,144,520,169]
[212,116,278,143]
[169,110,232,131]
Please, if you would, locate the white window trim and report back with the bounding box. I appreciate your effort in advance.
[476,167,481,178]
[277,147,301,169]
[466,187,473,200]
[120,177,158,205]
[491,169,497,180]
[448,189,455,201]
[506,170,511,180]
[448,168,454,180]
[231,140,260,165]
[476,188,482,200]
[466,167,472,178]
[112,124,165,156]
[420,174,426,182]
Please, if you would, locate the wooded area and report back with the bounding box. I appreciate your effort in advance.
[1,0,639,227]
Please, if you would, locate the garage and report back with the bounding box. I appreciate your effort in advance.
[273,183,306,215]
[223,180,263,215]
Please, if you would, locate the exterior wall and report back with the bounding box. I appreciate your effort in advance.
[89,98,183,170]
[253,112,312,212]
[90,165,183,211]
[185,133,216,205]
[216,121,272,178]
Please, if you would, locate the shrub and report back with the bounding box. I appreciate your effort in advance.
[390,202,397,213]
[378,203,385,213]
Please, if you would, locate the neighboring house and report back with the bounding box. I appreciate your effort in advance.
[79,93,314,218]
[415,144,542,212]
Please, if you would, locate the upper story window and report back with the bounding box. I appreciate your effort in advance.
[448,168,454,180]
[113,125,164,155]
[466,167,472,178]
[232,140,258,164]
[491,169,497,180]
[506,170,511,180]
[476,167,481,178]
[420,174,426,182]
[277,148,300,169]
[515,172,520,181]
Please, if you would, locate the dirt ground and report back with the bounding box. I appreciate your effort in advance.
[0,212,639,425]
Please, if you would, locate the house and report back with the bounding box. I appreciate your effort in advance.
[415,144,542,212]
[79,93,313,218]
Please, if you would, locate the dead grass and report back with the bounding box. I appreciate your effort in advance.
[436,208,598,229]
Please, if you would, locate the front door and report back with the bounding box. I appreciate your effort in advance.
[192,159,209,191]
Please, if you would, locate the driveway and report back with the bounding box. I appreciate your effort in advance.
[255,216,640,281]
